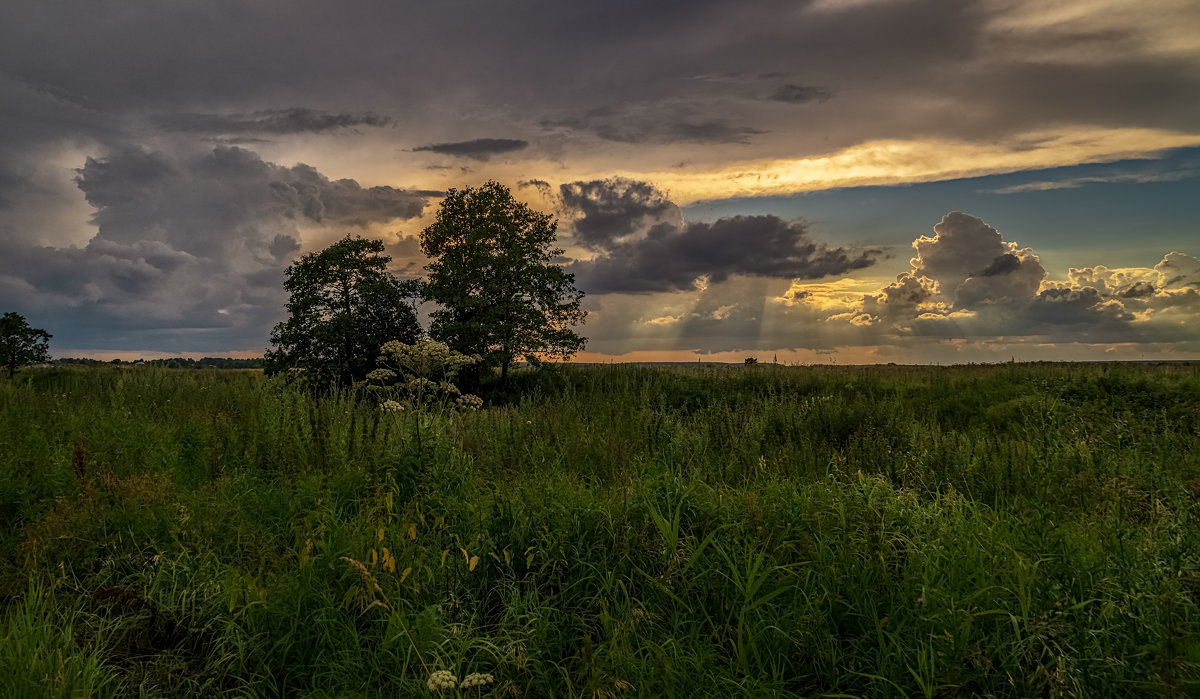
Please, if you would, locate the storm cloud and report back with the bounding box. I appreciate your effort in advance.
[157,108,392,135]
[413,138,530,160]
[2,0,1199,358]
[0,146,428,351]
[559,178,875,294]
[559,178,681,250]
[545,108,766,145]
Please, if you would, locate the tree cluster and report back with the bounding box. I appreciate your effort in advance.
[266,182,587,389]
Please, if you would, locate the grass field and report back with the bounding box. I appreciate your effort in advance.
[1,363,1198,697]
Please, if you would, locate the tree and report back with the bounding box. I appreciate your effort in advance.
[265,235,422,386]
[1,312,52,378]
[420,181,586,380]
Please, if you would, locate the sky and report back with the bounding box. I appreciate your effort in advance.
[1,0,1199,363]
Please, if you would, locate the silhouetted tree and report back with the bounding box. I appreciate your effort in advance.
[265,235,421,386]
[420,181,586,381]
[1,312,51,378]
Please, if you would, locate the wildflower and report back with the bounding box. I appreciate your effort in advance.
[456,394,483,411]
[525,419,532,425]
[366,367,397,381]
[380,400,405,413]
[460,673,494,689]
[427,670,458,691]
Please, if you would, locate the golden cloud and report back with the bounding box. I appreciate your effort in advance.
[618,127,1200,204]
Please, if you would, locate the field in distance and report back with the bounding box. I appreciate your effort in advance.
[1,363,1198,697]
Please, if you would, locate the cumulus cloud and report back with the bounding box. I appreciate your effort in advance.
[556,178,876,294]
[1156,251,1200,289]
[413,138,529,160]
[1062,253,1200,319]
[831,212,1200,344]
[559,178,682,250]
[909,212,1046,307]
[0,146,428,351]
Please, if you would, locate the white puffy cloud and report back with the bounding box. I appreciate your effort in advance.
[1156,251,1200,290]
[831,213,1200,346]
[909,211,1046,308]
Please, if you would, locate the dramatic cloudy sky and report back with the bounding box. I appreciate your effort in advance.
[2,0,1199,362]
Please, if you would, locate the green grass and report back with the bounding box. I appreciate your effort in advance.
[1,363,1198,697]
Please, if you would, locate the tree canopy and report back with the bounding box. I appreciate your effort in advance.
[1,312,52,378]
[420,181,586,379]
[265,235,421,386]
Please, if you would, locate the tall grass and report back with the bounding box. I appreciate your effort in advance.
[1,363,1198,696]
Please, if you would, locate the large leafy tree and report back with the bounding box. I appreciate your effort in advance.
[1,312,52,379]
[421,181,587,380]
[265,235,421,386]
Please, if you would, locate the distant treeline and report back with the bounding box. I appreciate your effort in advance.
[55,357,264,369]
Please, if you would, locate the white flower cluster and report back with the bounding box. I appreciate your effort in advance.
[459,672,494,689]
[378,340,479,378]
[455,394,484,411]
[426,670,494,692]
[427,670,458,691]
[368,339,484,412]
[365,367,396,382]
[380,400,405,413]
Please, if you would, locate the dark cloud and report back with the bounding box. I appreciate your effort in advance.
[0,167,29,209]
[0,146,428,351]
[556,182,878,294]
[157,108,391,135]
[413,138,529,160]
[518,179,553,198]
[768,84,834,103]
[559,177,681,250]
[1121,281,1156,298]
[268,234,301,260]
[545,108,766,144]
[977,253,1022,277]
[77,146,426,239]
[660,120,766,145]
[559,178,875,294]
[2,0,1198,358]
[3,0,1196,153]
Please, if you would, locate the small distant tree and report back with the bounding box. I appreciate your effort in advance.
[420,181,586,381]
[265,235,422,387]
[1,312,52,378]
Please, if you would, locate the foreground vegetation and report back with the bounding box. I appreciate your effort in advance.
[1,363,1198,697]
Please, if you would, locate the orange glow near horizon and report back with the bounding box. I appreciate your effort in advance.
[566,347,885,365]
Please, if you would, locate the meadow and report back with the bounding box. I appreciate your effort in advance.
[1,363,1198,697]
